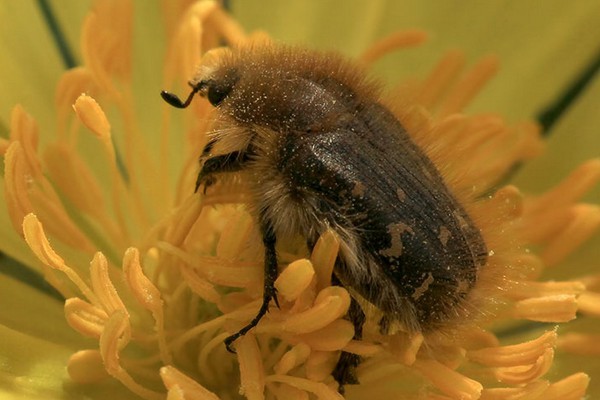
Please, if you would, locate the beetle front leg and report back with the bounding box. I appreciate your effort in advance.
[224,223,279,353]
[195,151,250,193]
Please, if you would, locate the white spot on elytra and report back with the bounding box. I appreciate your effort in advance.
[438,226,451,247]
[396,188,407,202]
[412,272,434,300]
[379,222,414,258]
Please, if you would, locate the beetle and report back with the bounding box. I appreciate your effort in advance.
[161,44,488,389]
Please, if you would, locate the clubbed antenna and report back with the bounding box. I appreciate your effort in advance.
[160,86,199,108]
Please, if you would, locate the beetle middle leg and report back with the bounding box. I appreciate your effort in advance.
[224,223,279,353]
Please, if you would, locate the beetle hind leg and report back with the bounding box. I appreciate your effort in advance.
[331,273,365,393]
[224,224,279,353]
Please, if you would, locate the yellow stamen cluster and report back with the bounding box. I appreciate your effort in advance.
[2,0,599,399]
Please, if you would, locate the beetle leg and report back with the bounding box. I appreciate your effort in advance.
[195,151,250,193]
[224,223,279,353]
[331,272,365,392]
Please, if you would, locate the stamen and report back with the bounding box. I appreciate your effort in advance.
[43,142,129,248]
[414,359,483,399]
[54,67,97,139]
[67,349,109,384]
[482,380,549,399]
[205,2,247,45]
[577,291,600,316]
[438,55,499,117]
[216,209,254,259]
[90,252,127,315]
[306,351,339,382]
[274,259,315,302]
[9,106,42,177]
[64,297,108,338]
[265,375,343,400]
[123,248,171,364]
[416,50,466,109]
[513,295,578,322]
[541,373,589,399]
[237,335,265,400]
[4,142,35,233]
[494,347,553,385]
[296,319,354,352]
[558,333,600,356]
[22,213,98,303]
[179,263,221,302]
[508,280,585,300]
[274,343,311,375]
[273,286,350,335]
[359,30,428,65]
[160,366,221,400]
[526,159,600,214]
[487,185,524,220]
[310,230,339,291]
[540,204,600,266]
[389,332,424,365]
[100,310,163,400]
[72,94,111,143]
[467,330,556,367]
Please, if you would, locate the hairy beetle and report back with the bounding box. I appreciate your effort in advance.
[161,44,488,388]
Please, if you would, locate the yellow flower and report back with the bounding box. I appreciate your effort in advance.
[1,1,599,399]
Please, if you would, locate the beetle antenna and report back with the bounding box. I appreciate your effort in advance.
[160,86,199,109]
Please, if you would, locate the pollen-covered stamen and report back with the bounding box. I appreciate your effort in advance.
[413,358,483,399]
[122,247,171,364]
[89,251,131,334]
[72,93,137,243]
[160,366,221,400]
[73,94,111,143]
[4,111,95,252]
[237,335,265,400]
[22,213,98,303]
[55,67,97,135]
[513,294,578,322]
[388,331,424,365]
[296,319,355,351]
[310,229,340,291]
[495,347,554,385]
[258,286,351,335]
[64,297,108,338]
[467,329,556,367]
[274,259,316,302]
[507,279,585,301]
[100,310,164,400]
[359,30,429,66]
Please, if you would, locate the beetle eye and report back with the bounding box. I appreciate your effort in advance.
[207,85,230,106]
